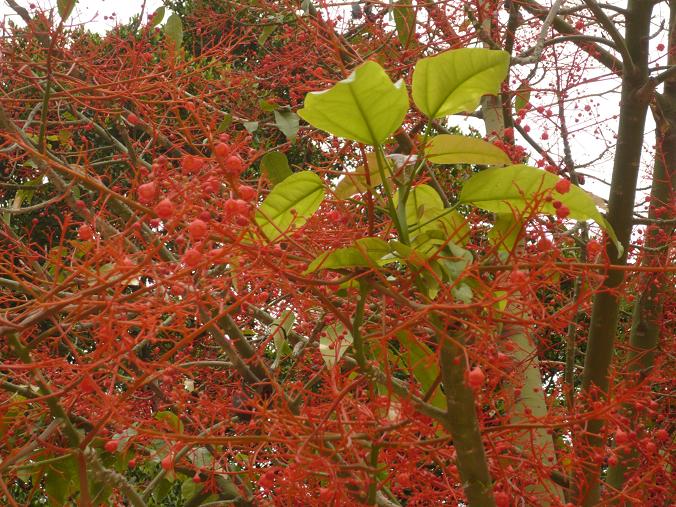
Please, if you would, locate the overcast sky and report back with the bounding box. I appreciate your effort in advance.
[1,0,164,33]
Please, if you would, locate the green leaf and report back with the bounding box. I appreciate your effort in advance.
[217,114,233,132]
[298,61,409,145]
[155,411,183,433]
[57,0,77,21]
[181,477,203,501]
[45,455,77,504]
[393,0,416,47]
[258,24,277,46]
[255,171,325,242]
[273,110,300,141]
[305,237,393,274]
[404,184,444,229]
[514,83,530,112]
[164,13,183,49]
[243,121,259,133]
[319,322,353,367]
[334,152,390,199]
[259,99,278,112]
[149,6,165,28]
[260,151,292,185]
[488,213,522,252]
[459,165,621,252]
[397,332,446,409]
[426,134,511,166]
[412,48,510,119]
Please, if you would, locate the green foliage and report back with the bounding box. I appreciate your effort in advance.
[459,164,621,251]
[305,237,393,274]
[392,0,416,47]
[426,134,511,166]
[260,151,292,185]
[255,171,325,242]
[164,13,183,49]
[412,48,510,118]
[57,0,77,21]
[298,61,408,145]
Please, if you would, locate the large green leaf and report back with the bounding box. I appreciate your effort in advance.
[404,184,444,228]
[255,171,325,242]
[412,48,509,119]
[305,237,393,274]
[459,165,621,251]
[298,61,409,145]
[426,134,511,166]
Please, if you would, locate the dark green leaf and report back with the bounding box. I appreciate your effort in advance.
[260,151,292,185]
[164,13,183,49]
[393,0,416,47]
[274,110,300,141]
[57,0,77,21]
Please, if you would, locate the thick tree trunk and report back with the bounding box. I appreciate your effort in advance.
[606,2,675,491]
[576,1,654,504]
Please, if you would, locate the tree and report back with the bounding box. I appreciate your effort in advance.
[0,0,672,506]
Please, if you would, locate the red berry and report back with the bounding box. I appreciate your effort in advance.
[615,429,628,444]
[541,132,549,140]
[237,185,257,201]
[127,113,141,126]
[510,270,527,284]
[154,198,174,219]
[224,155,244,175]
[160,455,173,471]
[214,143,230,158]
[552,200,562,209]
[556,206,570,219]
[468,367,485,388]
[128,458,137,468]
[555,178,571,194]
[181,155,205,174]
[656,43,665,51]
[259,471,275,489]
[655,429,668,442]
[495,491,510,507]
[192,473,201,483]
[183,248,203,267]
[235,199,249,215]
[78,224,94,241]
[137,182,157,204]
[104,439,120,453]
[188,219,208,241]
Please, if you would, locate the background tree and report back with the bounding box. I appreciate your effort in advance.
[0,0,672,506]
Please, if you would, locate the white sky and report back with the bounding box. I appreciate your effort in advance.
[1,0,164,33]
